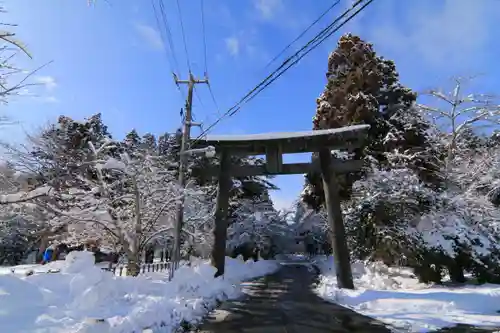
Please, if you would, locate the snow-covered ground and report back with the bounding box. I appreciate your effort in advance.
[0,260,189,277]
[0,251,279,333]
[313,256,500,332]
[0,262,68,276]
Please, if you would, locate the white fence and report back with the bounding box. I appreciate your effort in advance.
[102,262,172,276]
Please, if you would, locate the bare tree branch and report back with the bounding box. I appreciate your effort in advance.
[418,76,500,166]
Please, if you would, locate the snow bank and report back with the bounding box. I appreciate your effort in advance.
[313,256,500,332]
[0,260,67,276]
[0,251,279,333]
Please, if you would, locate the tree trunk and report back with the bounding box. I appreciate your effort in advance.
[126,252,141,276]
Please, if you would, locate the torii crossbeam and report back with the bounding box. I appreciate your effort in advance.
[195,124,370,289]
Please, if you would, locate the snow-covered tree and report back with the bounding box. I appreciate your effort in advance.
[343,154,500,284]
[75,139,184,275]
[0,7,34,105]
[304,33,438,210]
[290,201,331,255]
[343,165,435,264]
[0,162,51,264]
[177,183,216,259]
[0,214,41,265]
[418,77,500,168]
[2,110,289,271]
[415,191,500,283]
[226,195,289,259]
[1,115,215,275]
[452,144,500,206]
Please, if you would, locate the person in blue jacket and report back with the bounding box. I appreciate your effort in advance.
[42,246,54,264]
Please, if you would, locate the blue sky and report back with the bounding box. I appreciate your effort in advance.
[3,0,500,210]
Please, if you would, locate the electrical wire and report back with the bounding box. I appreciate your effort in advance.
[245,0,373,105]
[151,0,186,101]
[194,85,205,109]
[156,0,181,74]
[263,0,341,70]
[192,0,374,143]
[175,0,192,72]
[198,0,222,117]
[207,82,222,116]
[200,0,208,74]
[151,0,175,73]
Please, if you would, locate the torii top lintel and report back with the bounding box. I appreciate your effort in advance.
[194,124,370,155]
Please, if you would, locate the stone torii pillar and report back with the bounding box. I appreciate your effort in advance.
[211,150,232,278]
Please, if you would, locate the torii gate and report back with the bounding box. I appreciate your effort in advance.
[197,124,370,289]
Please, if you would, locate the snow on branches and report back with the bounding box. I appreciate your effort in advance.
[418,76,500,165]
[344,158,500,283]
[89,140,183,258]
[45,135,214,275]
[0,186,52,204]
[0,116,217,274]
[226,196,290,258]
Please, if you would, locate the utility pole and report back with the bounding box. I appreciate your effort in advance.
[170,72,208,279]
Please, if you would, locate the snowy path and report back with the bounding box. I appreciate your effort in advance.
[192,261,391,332]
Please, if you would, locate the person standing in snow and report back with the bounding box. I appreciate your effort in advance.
[41,245,54,265]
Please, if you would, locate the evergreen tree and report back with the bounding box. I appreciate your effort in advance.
[124,129,140,146]
[141,133,157,151]
[158,129,182,161]
[29,113,116,190]
[158,130,183,177]
[303,34,440,210]
[0,163,45,265]
[486,130,500,148]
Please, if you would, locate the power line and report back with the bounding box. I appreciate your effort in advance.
[175,0,192,72]
[159,1,181,75]
[151,0,186,102]
[263,0,341,70]
[207,82,222,116]
[244,0,374,107]
[194,85,205,109]
[192,0,374,142]
[155,0,181,75]
[200,0,208,74]
[243,0,374,105]
[151,0,175,74]
[197,0,222,118]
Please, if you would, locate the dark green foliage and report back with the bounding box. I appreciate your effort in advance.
[0,216,39,265]
[29,113,118,191]
[303,34,440,210]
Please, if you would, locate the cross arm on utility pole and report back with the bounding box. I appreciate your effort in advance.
[175,78,209,85]
[173,72,209,85]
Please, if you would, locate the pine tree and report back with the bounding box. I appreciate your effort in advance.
[487,130,500,148]
[0,163,45,265]
[303,34,439,209]
[157,130,183,177]
[29,113,115,190]
[124,129,141,148]
[141,133,157,151]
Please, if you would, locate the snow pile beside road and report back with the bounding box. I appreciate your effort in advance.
[0,251,279,333]
[313,255,500,332]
